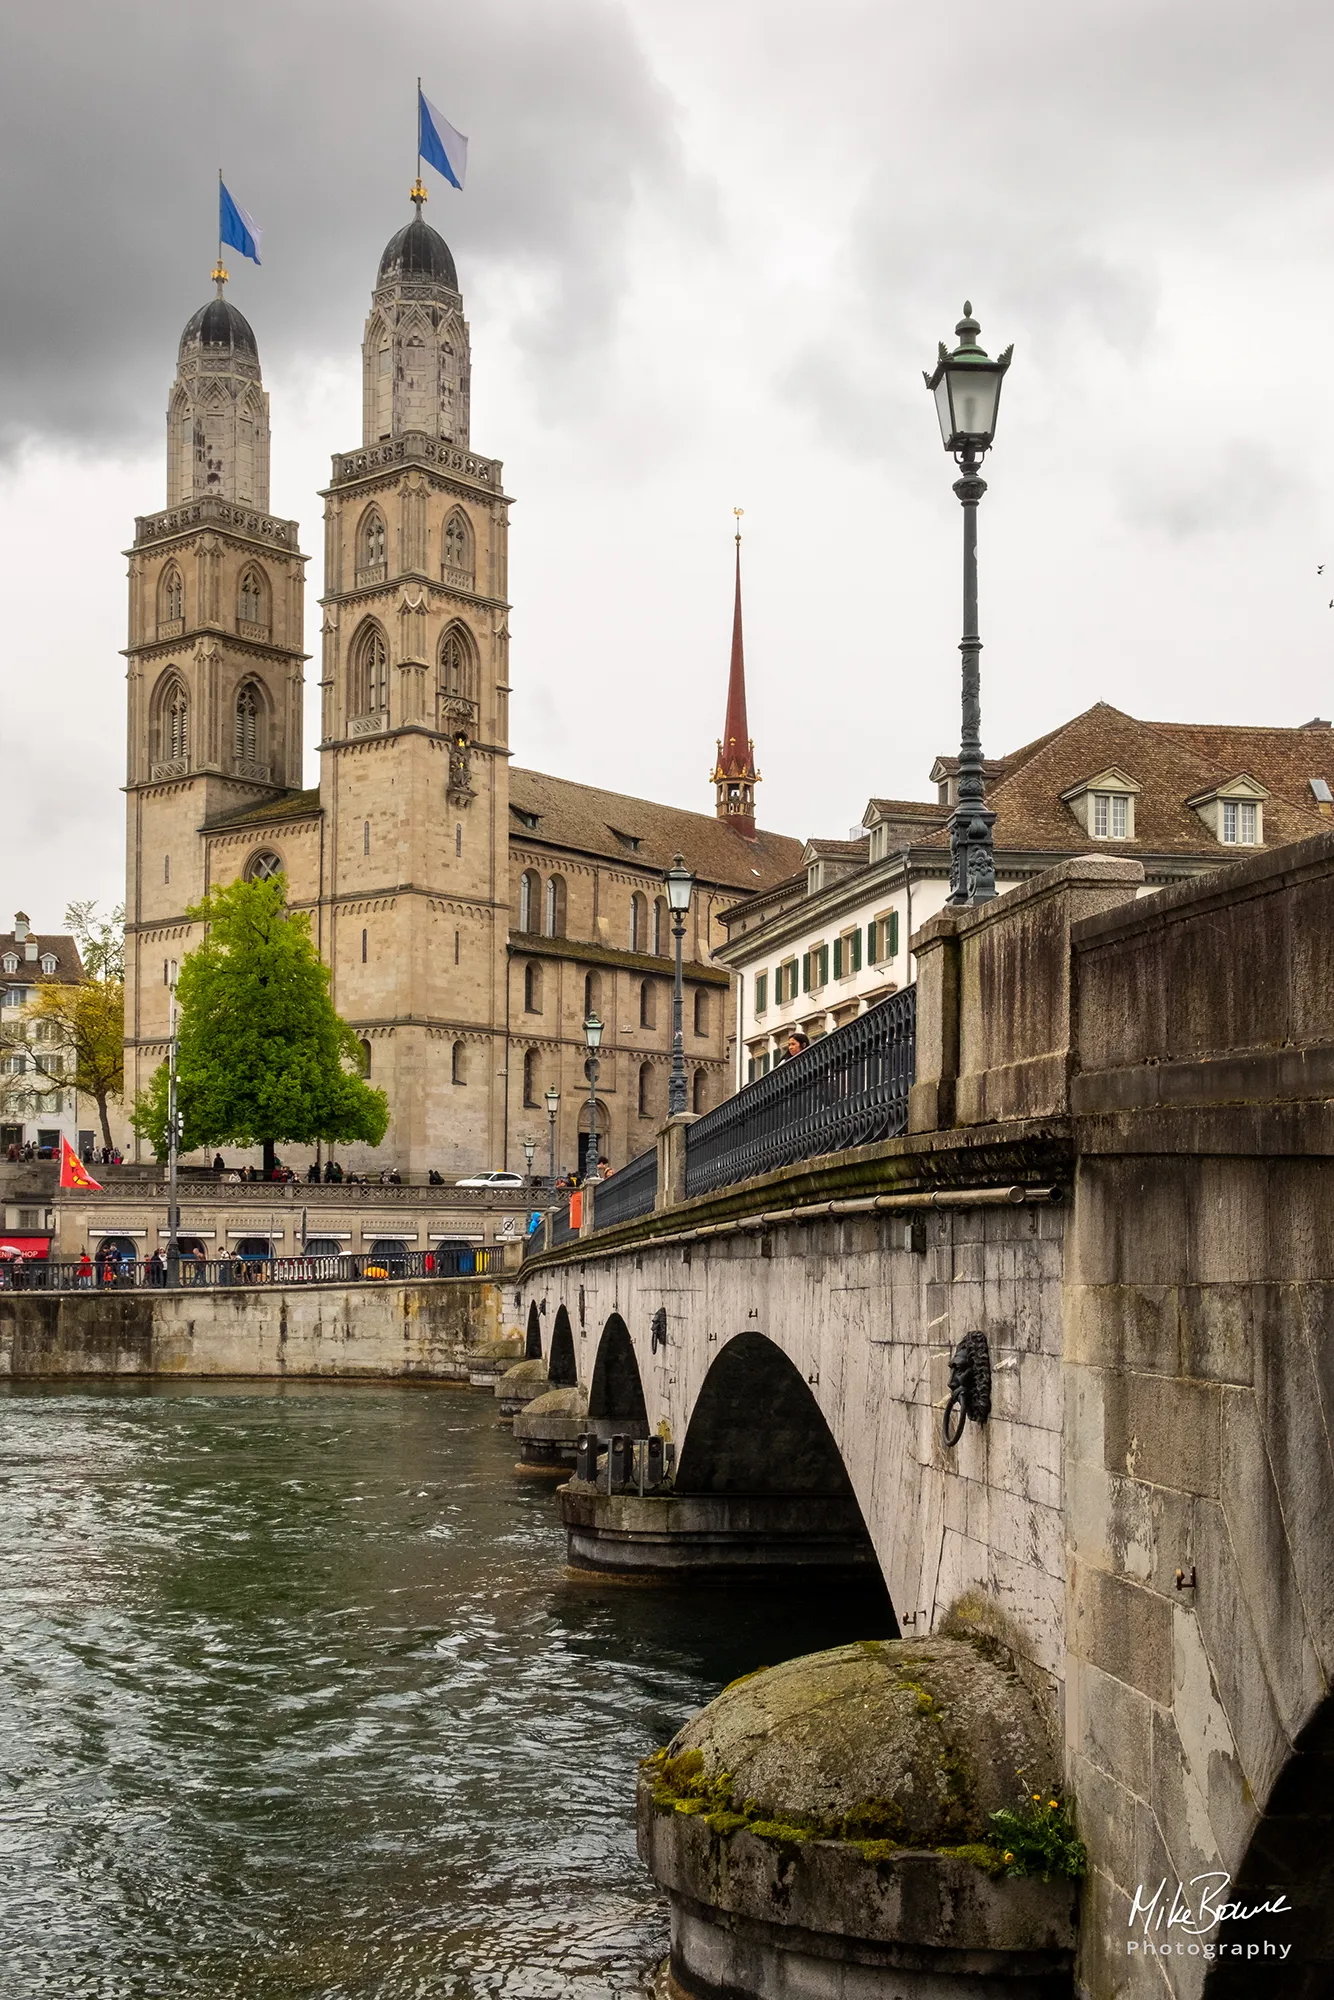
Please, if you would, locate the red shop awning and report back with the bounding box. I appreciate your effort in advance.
[0,1237,51,1259]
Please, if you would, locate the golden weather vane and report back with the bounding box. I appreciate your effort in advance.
[734,506,743,545]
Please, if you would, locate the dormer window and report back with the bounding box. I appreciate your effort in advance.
[1060,767,1141,841]
[1092,792,1128,839]
[611,828,642,852]
[2,954,17,974]
[511,807,541,831]
[39,954,56,975]
[1186,776,1268,848]
[1222,800,1258,845]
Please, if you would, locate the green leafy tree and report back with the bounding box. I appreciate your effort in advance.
[130,873,387,1172]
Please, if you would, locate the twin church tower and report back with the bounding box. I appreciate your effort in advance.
[123,198,796,1175]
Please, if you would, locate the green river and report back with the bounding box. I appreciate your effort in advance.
[0,1382,886,1998]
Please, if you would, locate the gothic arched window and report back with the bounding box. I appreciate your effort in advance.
[155,675,190,767]
[158,564,183,632]
[234,683,262,766]
[352,623,389,716]
[238,565,269,632]
[452,1040,468,1086]
[358,507,387,577]
[523,962,543,1014]
[438,623,477,710]
[443,509,474,583]
[584,970,601,1021]
[522,1049,539,1107]
[544,876,566,939]
[630,892,648,954]
[693,988,710,1037]
[653,897,669,956]
[638,1063,654,1118]
[639,979,656,1030]
[692,1069,708,1115]
[519,870,540,934]
[245,850,283,883]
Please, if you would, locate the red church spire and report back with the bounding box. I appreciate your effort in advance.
[712,510,760,838]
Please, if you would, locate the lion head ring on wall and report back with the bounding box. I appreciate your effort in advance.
[943,1331,992,1446]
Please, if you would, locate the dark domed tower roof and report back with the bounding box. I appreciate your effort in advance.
[377,216,458,291]
[179,297,259,364]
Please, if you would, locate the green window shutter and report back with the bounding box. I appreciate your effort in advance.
[851,928,862,973]
[802,951,810,995]
[866,920,878,965]
[888,911,899,958]
[819,945,828,986]
[833,937,843,980]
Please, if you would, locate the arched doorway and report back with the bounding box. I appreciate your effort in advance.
[1203,1691,1334,1992]
[548,1304,577,1387]
[588,1314,648,1435]
[577,1098,610,1180]
[525,1301,542,1360]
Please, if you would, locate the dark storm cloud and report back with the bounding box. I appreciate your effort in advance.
[0,0,679,455]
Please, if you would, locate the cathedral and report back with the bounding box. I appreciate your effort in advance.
[123,195,803,1177]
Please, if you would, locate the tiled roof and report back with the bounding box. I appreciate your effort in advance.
[804,836,869,860]
[865,797,948,820]
[508,767,804,891]
[917,704,1328,856]
[0,931,83,986]
[203,788,324,833]
[1148,720,1334,812]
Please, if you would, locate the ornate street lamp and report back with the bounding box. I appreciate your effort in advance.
[521,1137,537,1184]
[582,1014,603,1179]
[924,303,1013,906]
[665,854,695,1116]
[544,1085,560,1188]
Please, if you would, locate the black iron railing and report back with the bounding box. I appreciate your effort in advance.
[591,1149,659,1230]
[0,1246,493,1294]
[684,984,916,1198]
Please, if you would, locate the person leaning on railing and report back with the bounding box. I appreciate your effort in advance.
[777,1031,810,1064]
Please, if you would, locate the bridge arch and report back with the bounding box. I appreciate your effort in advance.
[1202,1691,1334,1992]
[588,1314,648,1433]
[677,1330,859,1497]
[547,1304,577,1387]
[524,1302,542,1360]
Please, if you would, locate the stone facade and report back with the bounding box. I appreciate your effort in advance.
[124,214,802,1181]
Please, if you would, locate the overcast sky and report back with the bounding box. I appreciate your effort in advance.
[4,0,1334,929]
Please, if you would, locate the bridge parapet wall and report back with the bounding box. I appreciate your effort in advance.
[909,854,1144,1135]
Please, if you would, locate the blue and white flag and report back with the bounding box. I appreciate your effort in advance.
[220,180,262,265]
[419,87,468,190]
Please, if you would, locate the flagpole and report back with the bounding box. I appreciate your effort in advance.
[213,168,227,294]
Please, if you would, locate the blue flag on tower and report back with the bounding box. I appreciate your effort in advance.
[418,87,468,190]
[219,180,262,265]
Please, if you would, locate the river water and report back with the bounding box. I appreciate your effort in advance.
[0,1382,889,1999]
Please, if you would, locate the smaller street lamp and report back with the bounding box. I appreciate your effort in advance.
[582,1014,603,1181]
[665,854,695,1117]
[521,1137,537,1184]
[544,1085,560,1189]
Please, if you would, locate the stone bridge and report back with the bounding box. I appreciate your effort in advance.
[514,839,1334,2000]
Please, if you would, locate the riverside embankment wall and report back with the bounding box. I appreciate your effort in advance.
[0,1278,515,1379]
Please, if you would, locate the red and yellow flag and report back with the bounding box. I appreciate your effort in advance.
[59,1138,103,1192]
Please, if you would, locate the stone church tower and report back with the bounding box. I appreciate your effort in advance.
[123,282,307,1088]
[316,197,513,1168]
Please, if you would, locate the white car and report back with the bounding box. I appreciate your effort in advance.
[454,1170,527,1189]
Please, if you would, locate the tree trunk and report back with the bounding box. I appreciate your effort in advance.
[263,1138,276,1178]
[97,1093,113,1151]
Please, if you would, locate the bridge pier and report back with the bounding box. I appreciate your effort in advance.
[558,1481,883,1584]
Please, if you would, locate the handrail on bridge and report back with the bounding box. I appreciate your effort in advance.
[684,984,916,1199]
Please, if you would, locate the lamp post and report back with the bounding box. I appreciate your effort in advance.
[521,1136,537,1186]
[924,303,1013,907]
[545,1085,560,1189]
[165,981,181,1287]
[665,854,695,1116]
[582,1013,603,1179]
